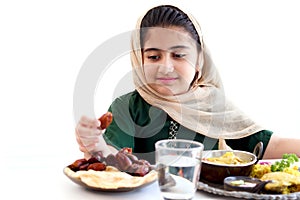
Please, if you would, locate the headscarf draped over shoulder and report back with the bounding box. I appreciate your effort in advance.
[130,5,263,150]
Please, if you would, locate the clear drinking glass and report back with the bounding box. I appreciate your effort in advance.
[155,139,204,200]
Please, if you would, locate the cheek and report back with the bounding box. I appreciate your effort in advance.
[143,65,156,81]
[177,64,196,83]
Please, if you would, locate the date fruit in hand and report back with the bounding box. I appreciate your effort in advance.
[98,112,113,129]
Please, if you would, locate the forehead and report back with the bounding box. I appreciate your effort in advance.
[143,27,197,50]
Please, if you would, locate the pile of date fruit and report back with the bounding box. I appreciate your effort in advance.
[68,147,152,177]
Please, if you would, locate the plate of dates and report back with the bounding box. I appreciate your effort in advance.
[64,148,157,192]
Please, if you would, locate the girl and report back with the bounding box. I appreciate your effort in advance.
[75,5,300,164]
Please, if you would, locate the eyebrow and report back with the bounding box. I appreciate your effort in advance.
[143,45,189,52]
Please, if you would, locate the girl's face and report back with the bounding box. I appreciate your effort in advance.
[142,26,199,96]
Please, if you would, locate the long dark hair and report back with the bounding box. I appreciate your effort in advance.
[140,5,201,50]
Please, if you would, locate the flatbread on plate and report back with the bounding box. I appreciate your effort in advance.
[64,166,157,189]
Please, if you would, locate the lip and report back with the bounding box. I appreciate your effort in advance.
[157,77,178,84]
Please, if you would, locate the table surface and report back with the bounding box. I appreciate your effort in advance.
[60,178,232,200]
[4,153,300,200]
[2,143,290,200]
[2,163,233,200]
[2,151,289,200]
[4,141,300,200]
[61,174,232,200]
[1,141,236,200]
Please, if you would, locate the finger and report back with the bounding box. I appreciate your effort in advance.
[78,137,99,150]
[77,139,94,152]
[80,118,99,129]
[79,143,96,153]
[79,116,100,129]
[76,134,85,146]
[76,130,99,143]
[79,145,86,152]
[76,125,101,137]
[75,129,99,148]
[83,152,92,160]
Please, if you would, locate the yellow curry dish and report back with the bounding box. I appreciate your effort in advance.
[204,152,248,165]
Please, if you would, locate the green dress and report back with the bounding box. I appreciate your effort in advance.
[103,90,273,164]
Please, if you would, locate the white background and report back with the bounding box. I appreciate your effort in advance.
[1,0,299,199]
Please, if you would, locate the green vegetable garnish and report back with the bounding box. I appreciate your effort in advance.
[271,153,299,172]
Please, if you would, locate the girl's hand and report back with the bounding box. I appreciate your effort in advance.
[75,116,102,154]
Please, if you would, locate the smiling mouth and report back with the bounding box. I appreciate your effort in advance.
[157,77,178,84]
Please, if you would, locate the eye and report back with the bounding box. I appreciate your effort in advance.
[147,55,160,60]
[173,53,186,59]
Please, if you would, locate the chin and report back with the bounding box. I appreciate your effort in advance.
[149,84,186,96]
[156,87,185,96]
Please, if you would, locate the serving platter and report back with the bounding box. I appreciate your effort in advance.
[197,159,300,199]
[63,166,157,192]
[197,179,300,200]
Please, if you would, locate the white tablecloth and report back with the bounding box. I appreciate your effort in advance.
[2,158,232,200]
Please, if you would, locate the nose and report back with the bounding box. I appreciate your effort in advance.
[158,55,174,74]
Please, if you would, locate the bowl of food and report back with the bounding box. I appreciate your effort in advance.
[200,142,263,183]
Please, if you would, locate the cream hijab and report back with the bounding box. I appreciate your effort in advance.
[130,6,263,150]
